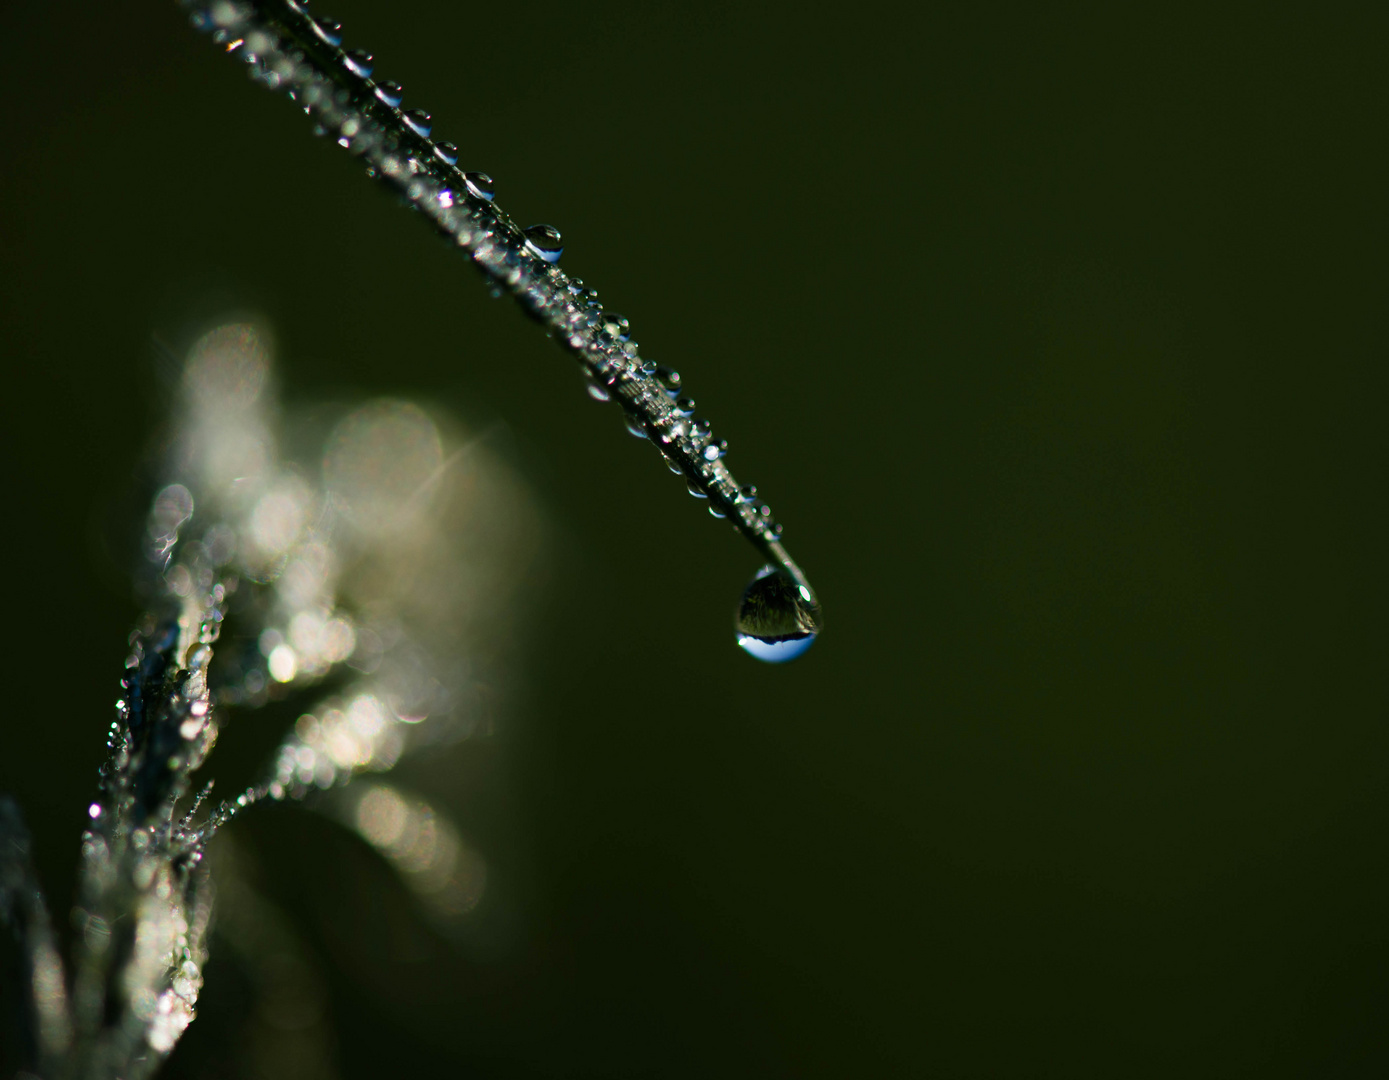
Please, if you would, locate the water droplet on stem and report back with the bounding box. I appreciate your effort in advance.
[311,17,343,46]
[464,171,495,201]
[524,224,564,263]
[342,49,373,77]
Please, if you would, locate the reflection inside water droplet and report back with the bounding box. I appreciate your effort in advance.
[464,171,494,201]
[342,49,373,78]
[311,17,343,46]
[523,224,563,263]
[735,566,821,663]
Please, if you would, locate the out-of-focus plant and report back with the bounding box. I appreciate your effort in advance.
[1,324,541,1079]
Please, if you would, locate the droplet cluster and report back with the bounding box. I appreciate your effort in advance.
[181,0,816,624]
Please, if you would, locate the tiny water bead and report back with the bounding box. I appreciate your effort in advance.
[523,224,564,263]
[735,567,821,663]
[342,49,373,77]
[310,17,343,46]
[374,80,404,106]
[655,367,682,395]
[434,141,458,165]
[464,171,495,201]
[402,108,431,136]
[600,312,630,340]
[702,438,728,461]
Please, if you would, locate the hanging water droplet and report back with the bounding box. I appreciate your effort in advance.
[374,80,404,106]
[738,484,758,502]
[402,108,432,136]
[524,224,564,263]
[735,566,821,663]
[310,17,343,46]
[709,503,727,519]
[690,417,711,439]
[434,141,459,165]
[687,480,707,498]
[624,414,647,439]
[675,396,696,417]
[342,49,373,77]
[464,171,495,201]
[703,438,728,462]
[586,380,611,402]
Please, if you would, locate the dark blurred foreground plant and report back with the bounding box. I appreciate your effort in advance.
[3,322,539,1079]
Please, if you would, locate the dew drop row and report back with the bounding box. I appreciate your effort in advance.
[181,0,820,657]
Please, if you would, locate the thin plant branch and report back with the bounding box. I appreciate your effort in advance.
[180,0,820,608]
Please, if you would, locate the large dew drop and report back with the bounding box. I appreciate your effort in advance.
[735,566,821,663]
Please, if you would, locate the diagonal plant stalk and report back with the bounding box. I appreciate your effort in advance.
[179,0,820,613]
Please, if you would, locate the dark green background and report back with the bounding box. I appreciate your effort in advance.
[2,2,1387,1075]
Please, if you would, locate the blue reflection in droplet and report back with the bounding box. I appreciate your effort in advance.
[342,49,374,78]
[524,224,564,263]
[736,634,816,663]
[311,17,344,46]
[735,566,821,664]
[464,171,495,201]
